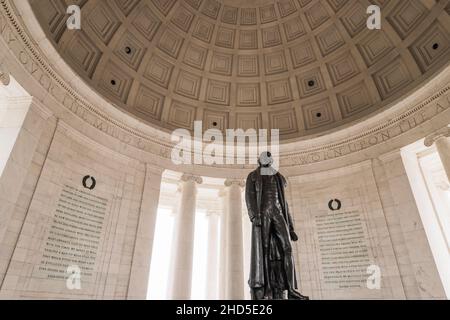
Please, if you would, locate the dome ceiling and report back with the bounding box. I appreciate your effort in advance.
[30,0,450,140]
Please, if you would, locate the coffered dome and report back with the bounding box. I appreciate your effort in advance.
[30,0,450,141]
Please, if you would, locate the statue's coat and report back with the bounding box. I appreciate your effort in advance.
[245,167,298,293]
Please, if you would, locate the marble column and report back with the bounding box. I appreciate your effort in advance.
[169,174,202,300]
[425,125,450,181]
[127,164,165,299]
[224,179,245,300]
[218,188,228,299]
[205,209,220,299]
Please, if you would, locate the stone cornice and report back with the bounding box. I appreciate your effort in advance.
[0,0,450,174]
[424,125,450,147]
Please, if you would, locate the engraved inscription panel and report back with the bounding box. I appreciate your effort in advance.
[34,184,108,283]
[315,210,370,289]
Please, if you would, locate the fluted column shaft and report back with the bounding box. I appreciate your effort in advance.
[169,174,202,300]
[224,179,245,300]
[205,210,220,299]
[218,189,228,299]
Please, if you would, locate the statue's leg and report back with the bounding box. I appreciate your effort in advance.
[272,288,284,300]
[261,211,272,298]
[271,214,309,300]
[272,217,295,291]
[251,288,265,300]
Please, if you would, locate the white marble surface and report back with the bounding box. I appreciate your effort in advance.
[168,175,201,300]
[287,159,445,299]
[224,180,245,300]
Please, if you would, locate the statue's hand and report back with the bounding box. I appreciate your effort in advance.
[290,231,299,242]
[252,216,262,227]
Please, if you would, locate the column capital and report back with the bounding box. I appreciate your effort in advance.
[0,64,10,86]
[224,179,246,188]
[181,173,203,185]
[424,125,450,147]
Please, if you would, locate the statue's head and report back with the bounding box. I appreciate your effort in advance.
[258,151,273,168]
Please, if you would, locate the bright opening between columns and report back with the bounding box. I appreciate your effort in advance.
[146,175,251,300]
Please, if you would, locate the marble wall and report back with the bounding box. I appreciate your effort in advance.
[0,97,446,299]
[0,98,56,290]
[286,156,446,299]
[0,101,153,299]
[374,152,446,299]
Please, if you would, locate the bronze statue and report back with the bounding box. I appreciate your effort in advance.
[245,152,309,300]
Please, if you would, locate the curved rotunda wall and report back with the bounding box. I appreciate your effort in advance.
[0,0,449,300]
[29,0,450,141]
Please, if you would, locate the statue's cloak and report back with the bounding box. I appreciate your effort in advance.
[245,167,298,293]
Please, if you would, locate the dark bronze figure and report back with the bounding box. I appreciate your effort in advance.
[245,152,309,300]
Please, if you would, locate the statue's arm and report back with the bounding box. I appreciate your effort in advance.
[286,202,295,233]
[245,174,258,222]
[282,175,296,233]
